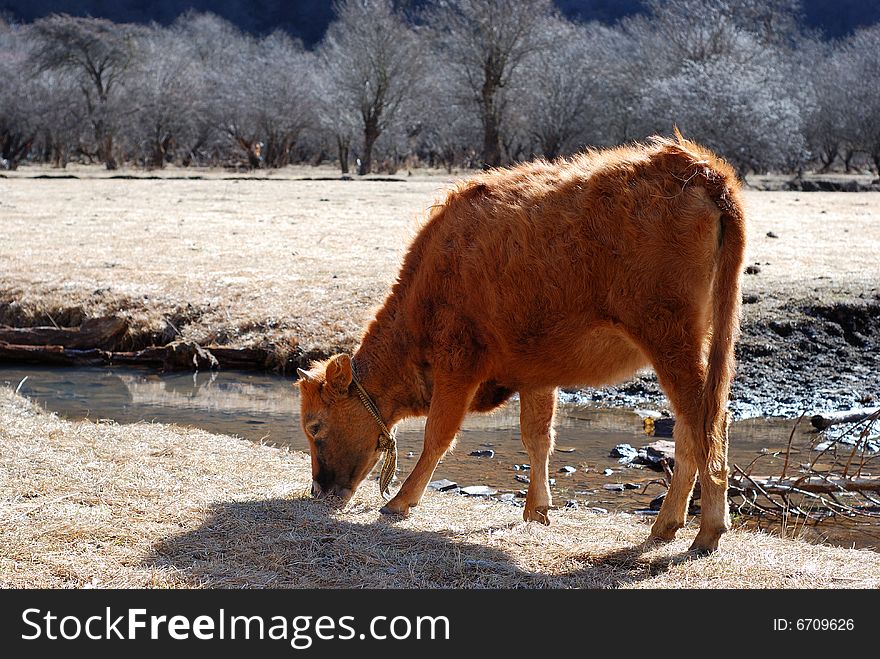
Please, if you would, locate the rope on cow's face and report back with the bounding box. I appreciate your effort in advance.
[350,361,397,500]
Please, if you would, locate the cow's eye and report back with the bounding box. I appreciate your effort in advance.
[306,421,321,438]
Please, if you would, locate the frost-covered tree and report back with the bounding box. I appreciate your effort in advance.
[0,20,37,168]
[28,68,86,168]
[619,0,811,173]
[29,14,140,169]
[424,0,556,168]
[637,0,804,64]
[638,45,809,174]
[166,14,317,170]
[319,0,422,175]
[835,24,880,174]
[313,60,360,174]
[798,38,846,172]
[411,53,481,171]
[242,32,319,169]
[0,1,873,174]
[122,26,205,168]
[167,13,238,165]
[518,20,621,158]
[0,20,84,168]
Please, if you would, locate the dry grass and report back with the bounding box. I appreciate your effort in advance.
[1,167,878,356]
[0,167,433,353]
[2,386,878,589]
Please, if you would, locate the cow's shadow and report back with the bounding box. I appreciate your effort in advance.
[144,497,696,588]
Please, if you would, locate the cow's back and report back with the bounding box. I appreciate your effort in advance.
[398,139,741,388]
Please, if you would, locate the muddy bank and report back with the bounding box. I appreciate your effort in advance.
[748,173,880,192]
[0,300,329,374]
[1,293,878,419]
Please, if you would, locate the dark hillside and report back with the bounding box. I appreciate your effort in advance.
[2,0,877,44]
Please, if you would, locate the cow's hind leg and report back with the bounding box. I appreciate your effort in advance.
[648,421,698,543]
[519,387,557,525]
[380,377,477,517]
[639,330,731,553]
[690,413,731,553]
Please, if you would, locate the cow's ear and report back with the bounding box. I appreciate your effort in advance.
[294,367,313,386]
[325,354,353,395]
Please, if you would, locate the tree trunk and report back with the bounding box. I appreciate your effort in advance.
[440,146,455,173]
[543,140,560,162]
[52,145,68,169]
[264,134,293,169]
[481,113,502,169]
[1,130,33,170]
[817,145,838,173]
[480,63,503,169]
[95,123,117,170]
[247,146,261,170]
[103,139,117,170]
[149,135,172,170]
[843,148,854,173]
[236,137,261,170]
[337,135,350,174]
[359,120,380,176]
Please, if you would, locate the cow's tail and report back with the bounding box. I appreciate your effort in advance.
[698,157,747,485]
[657,130,747,483]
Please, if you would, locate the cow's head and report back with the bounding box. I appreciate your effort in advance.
[295,354,384,503]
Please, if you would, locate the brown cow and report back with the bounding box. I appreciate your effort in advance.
[296,133,746,553]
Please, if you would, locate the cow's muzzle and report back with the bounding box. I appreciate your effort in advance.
[311,480,353,504]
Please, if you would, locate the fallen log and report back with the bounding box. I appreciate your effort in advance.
[811,408,879,430]
[0,343,102,366]
[0,316,128,350]
[207,346,269,368]
[0,340,271,371]
[109,341,218,370]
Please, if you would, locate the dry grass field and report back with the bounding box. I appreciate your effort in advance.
[0,167,430,355]
[3,387,878,589]
[1,166,878,359]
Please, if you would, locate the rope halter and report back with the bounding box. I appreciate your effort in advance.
[350,362,397,499]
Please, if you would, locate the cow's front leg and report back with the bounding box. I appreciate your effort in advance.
[380,378,477,516]
[519,387,557,525]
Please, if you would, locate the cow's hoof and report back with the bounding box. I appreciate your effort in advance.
[645,533,675,547]
[379,505,408,517]
[523,505,551,525]
[688,534,721,555]
[647,522,680,544]
[379,497,411,517]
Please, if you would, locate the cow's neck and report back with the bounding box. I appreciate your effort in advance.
[352,300,429,426]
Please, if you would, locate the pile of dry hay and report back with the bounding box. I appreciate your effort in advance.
[2,387,878,589]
